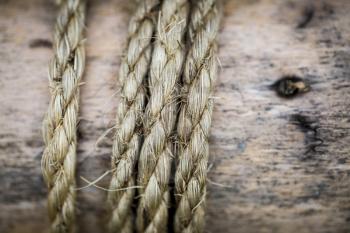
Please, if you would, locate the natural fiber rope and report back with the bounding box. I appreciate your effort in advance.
[174,0,221,233]
[41,0,86,232]
[136,0,189,232]
[106,1,160,233]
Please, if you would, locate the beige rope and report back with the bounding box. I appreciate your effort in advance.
[136,0,189,232]
[41,0,86,232]
[106,1,160,233]
[174,0,221,233]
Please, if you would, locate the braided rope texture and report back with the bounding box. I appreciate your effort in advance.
[136,0,189,232]
[41,0,86,232]
[106,1,160,233]
[174,0,221,232]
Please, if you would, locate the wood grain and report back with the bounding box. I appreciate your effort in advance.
[0,0,349,233]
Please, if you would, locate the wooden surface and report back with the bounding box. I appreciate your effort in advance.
[0,0,350,233]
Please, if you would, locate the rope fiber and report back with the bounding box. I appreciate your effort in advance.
[107,1,161,233]
[41,0,86,232]
[136,0,190,232]
[174,0,221,232]
[41,1,221,232]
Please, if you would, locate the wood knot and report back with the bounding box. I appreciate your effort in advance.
[297,4,315,29]
[271,75,310,98]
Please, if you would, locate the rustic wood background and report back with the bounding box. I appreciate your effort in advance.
[0,0,349,233]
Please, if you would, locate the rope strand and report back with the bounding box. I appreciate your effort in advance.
[136,0,189,232]
[174,0,221,232]
[41,0,86,233]
[106,1,160,233]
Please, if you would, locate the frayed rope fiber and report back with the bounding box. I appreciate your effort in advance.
[41,0,86,232]
[174,0,221,233]
[41,0,221,232]
[136,0,190,232]
[106,0,161,233]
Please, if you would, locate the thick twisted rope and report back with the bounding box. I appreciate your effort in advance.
[174,1,221,233]
[136,0,189,232]
[106,1,160,233]
[41,0,86,232]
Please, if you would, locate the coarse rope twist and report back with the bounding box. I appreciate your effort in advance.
[174,0,221,233]
[136,0,189,232]
[106,1,160,233]
[41,0,86,232]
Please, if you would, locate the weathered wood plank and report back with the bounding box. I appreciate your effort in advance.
[0,0,349,233]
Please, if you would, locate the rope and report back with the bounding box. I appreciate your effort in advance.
[41,0,86,232]
[174,0,221,233]
[136,0,189,232]
[106,1,160,233]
